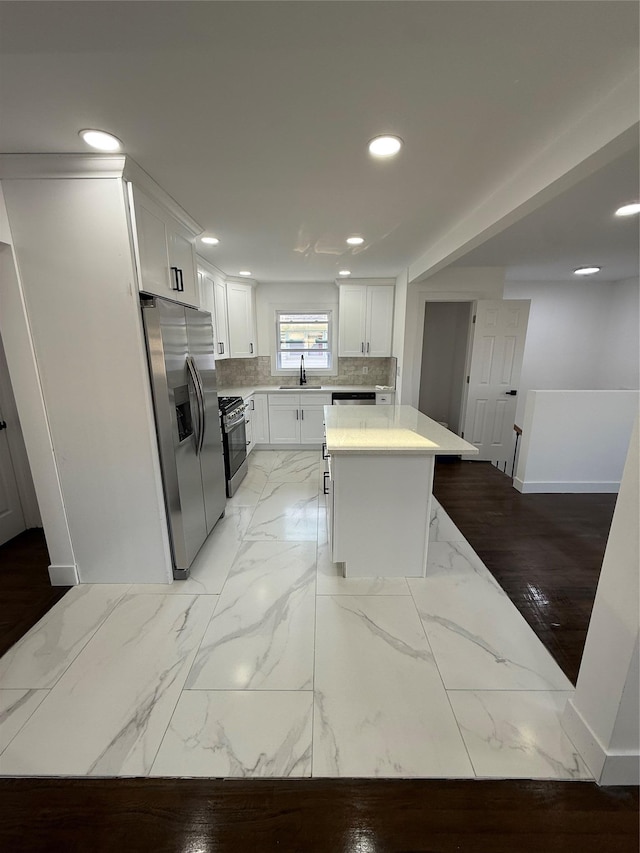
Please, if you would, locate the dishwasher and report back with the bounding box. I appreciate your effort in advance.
[331,392,376,405]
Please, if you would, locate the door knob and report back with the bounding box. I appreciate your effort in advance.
[505,390,517,396]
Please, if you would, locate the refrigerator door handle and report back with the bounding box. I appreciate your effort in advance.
[186,356,204,455]
[192,359,207,454]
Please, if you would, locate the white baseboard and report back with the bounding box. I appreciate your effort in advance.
[48,564,79,586]
[562,698,639,785]
[514,478,620,494]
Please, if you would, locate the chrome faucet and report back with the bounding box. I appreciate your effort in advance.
[299,354,307,385]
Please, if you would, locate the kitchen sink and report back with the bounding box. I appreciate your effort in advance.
[278,385,323,390]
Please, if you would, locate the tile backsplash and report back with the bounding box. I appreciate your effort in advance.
[217,356,396,388]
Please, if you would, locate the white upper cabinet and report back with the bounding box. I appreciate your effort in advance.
[226,280,257,359]
[213,277,230,359]
[338,283,394,357]
[129,185,200,308]
[197,261,229,360]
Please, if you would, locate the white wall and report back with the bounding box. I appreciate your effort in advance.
[515,390,639,493]
[562,416,639,785]
[595,277,640,390]
[2,176,172,584]
[505,278,640,425]
[401,267,505,407]
[255,282,338,359]
[0,186,77,581]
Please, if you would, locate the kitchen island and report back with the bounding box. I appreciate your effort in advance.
[323,405,478,577]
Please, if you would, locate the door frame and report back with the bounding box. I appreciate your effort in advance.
[0,330,40,528]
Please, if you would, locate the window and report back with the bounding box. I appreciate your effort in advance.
[275,310,333,371]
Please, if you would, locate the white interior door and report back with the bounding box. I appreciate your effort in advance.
[462,300,530,466]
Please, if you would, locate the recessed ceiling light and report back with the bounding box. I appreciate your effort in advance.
[615,202,640,217]
[338,270,351,276]
[368,135,403,158]
[346,236,364,246]
[201,236,219,245]
[238,270,252,277]
[78,129,122,152]
[574,266,601,276]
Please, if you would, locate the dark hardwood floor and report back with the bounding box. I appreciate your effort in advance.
[0,778,638,853]
[432,460,617,685]
[0,463,635,853]
[0,527,69,658]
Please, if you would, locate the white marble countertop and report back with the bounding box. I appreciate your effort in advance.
[217,384,393,398]
[324,405,479,455]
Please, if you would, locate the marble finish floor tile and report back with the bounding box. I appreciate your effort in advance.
[0,689,49,753]
[151,690,313,778]
[244,481,319,541]
[247,450,278,476]
[429,499,467,543]
[0,594,216,776]
[226,467,269,507]
[316,519,410,596]
[448,690,592,780]
[269,451,322,483]
[0,584,130,689]
[128,507,254,595]
[313,595,474,778]
[409,554,574,691]
[186,541,316,690]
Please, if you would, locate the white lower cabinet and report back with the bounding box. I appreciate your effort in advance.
[251,394,269,444]
[268,393,331,445]
[243,393,269,453]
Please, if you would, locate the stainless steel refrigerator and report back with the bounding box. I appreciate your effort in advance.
[140,295,226,579]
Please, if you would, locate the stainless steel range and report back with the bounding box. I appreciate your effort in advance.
[218,396,248,496]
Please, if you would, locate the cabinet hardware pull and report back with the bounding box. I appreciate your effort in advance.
[177,268,185,292]
[366,342,370,354]
[251,400,255,410]
[361,342,364,353]
[296,410,299,420]
[250,342,254,354]
[301,409,304,420]
[323,471,330,495]
[170,266,180,291]
[322,442,329,459]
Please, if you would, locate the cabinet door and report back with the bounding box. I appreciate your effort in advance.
[167,226,199,307]
[366,285,394,357]
[338,285,368,357]
[198,272,215,315]
[213,278,229,359]
[268,406,301,444]
[251,394,269,444]
[130,187,199,307]
[227,282,256,359]
[300,404,325,444]
[133,194,172,297]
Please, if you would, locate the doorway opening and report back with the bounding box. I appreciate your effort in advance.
[418,301,472,435]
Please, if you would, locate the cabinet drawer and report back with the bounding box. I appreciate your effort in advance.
[376,393,394,405]
[268,393,299,406]
[302,393,331,406]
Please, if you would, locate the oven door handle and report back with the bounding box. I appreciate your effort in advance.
[186,356,205,455]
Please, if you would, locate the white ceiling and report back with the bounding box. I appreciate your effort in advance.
[454,145,640,282]
[0,1,638,284]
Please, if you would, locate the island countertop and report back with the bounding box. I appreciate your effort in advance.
[324,405,479,456]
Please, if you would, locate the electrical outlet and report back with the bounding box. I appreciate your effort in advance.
[362,366,368,374]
